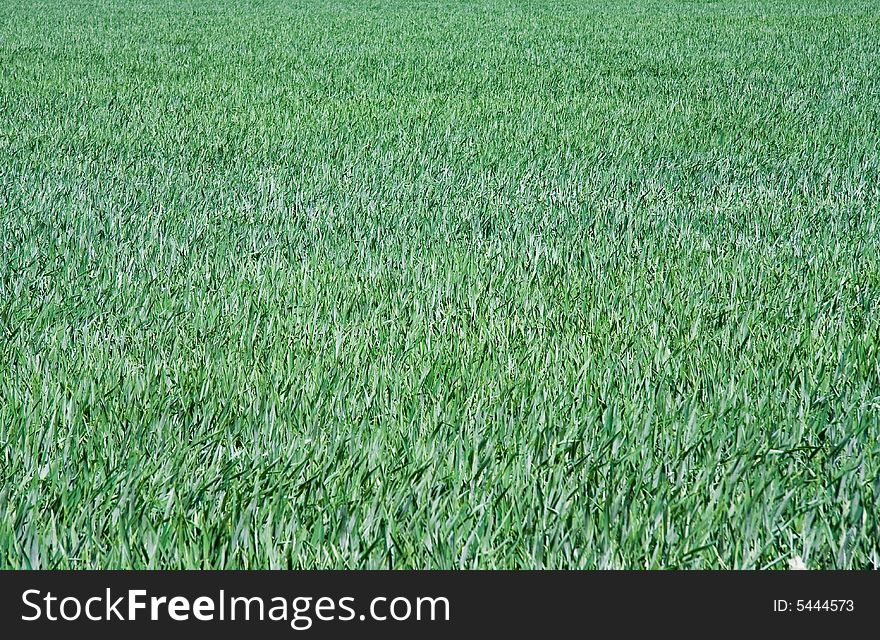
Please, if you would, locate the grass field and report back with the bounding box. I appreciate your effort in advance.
[2,0,879,569]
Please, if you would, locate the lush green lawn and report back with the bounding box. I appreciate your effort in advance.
[1,0,879,569]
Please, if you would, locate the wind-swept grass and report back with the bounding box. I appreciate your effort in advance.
[1,0,879,568]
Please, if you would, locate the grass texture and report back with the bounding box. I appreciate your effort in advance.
[2,0,879,569]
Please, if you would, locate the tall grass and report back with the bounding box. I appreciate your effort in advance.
[1,0,879,568]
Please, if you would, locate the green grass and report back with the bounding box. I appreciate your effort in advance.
[2,0,879,569]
